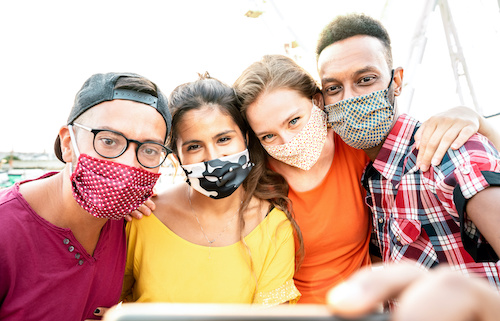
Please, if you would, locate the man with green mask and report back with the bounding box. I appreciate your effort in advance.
[317,13,500,292]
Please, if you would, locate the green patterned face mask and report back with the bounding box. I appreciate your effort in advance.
[325,72,395,150]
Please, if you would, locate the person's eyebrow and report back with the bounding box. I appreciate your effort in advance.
[253,108,301,137]
[181,139,201,147]
[94,126,165,144]
[352,66,380,77]
[321,76,339,85]
[321,66,380,85]
[181,130,238,147]
[213,129,237,139]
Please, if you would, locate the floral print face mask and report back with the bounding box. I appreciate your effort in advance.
[263,103,327,171]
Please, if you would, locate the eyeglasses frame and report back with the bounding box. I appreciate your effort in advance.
[70,122,171,169]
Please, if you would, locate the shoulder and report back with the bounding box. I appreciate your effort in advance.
[0,185,18,208]
[460,133,498,156]
[0,186,37,268]
[430,134,500,195]
[264,207,293,235]
[0,185,31,237]
[267,207,288,220]
[152,182,186,219]
[442,133,499,169]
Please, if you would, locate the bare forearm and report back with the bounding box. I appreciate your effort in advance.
[478,116,500,149]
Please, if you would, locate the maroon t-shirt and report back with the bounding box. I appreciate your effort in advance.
[0,173,126,321]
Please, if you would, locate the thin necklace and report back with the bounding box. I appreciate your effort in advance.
[187,186,241,258]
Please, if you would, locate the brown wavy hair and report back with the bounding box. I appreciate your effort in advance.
[168,72,304,270]
[233,54,321,123]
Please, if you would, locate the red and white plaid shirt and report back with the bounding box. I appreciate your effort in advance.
[364,114,500,289]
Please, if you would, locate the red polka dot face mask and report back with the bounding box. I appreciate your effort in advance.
[68,126,160,220]
[70,154,160,220]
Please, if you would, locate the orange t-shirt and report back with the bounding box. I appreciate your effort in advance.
[290,133,371,304]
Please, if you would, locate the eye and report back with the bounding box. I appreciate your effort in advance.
[217,136,231,144]
[324,84,342,95]
[141,145,160,156]
[186,144,201,152]
[94,131,124,152]
[358,75,376,85]
[101,138,115,146]
[261,134,275,142]
[289,117,299,126]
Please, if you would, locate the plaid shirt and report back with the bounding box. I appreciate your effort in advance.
[363,114,500,289]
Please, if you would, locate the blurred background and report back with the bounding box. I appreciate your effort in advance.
[1,0,499,185]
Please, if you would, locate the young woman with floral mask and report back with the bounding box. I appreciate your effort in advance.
[121,73,303,305]
[233,54,498,304]
[233,55,370,304]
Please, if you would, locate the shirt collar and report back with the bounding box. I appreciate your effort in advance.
[371,114,420,185]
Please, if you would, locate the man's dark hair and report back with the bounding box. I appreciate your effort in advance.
[316,13,393,69]
[114,76,158,97]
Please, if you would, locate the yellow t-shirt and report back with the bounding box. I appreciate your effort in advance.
[121,207,300,306]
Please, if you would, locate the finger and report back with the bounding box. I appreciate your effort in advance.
[415,121,439,170]
[416,120,438,151]
[93,307,108,317]
[394,270,482,321]
[414,125,423,150]
[128,209,144,220]
[136,204,151,216]
[327,263,424,317]
[428,125,464,166]
[124,214,133,222]
[417,137,441,172]
[450,126,477,150]
[425,124,476,167]
[418,122,456,171]
[143,198,156,212]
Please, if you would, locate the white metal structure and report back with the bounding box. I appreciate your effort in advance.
[402,0,483,115]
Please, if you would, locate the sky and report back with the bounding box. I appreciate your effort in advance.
[1,0,499,153]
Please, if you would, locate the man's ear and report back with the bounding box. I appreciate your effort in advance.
[393,67,404,97]
[58,126,74,163]
[313,92,324,109]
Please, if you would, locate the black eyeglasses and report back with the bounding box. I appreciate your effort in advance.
[70,123,171,168]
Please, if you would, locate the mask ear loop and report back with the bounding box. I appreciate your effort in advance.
[176,155,193,186]
[68,124,81,173]
[386,69,395,90]
[384,69,395,104]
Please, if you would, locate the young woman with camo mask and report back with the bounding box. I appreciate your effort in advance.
[121,73,304,305]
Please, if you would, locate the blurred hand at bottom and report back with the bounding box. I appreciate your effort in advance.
[327,263,500,321]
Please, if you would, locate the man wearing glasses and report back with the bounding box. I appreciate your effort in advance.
[0,73,172,321]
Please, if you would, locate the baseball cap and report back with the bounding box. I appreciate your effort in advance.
[54,72,172,162]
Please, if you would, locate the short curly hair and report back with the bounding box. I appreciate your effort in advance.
[316,13,393,69]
